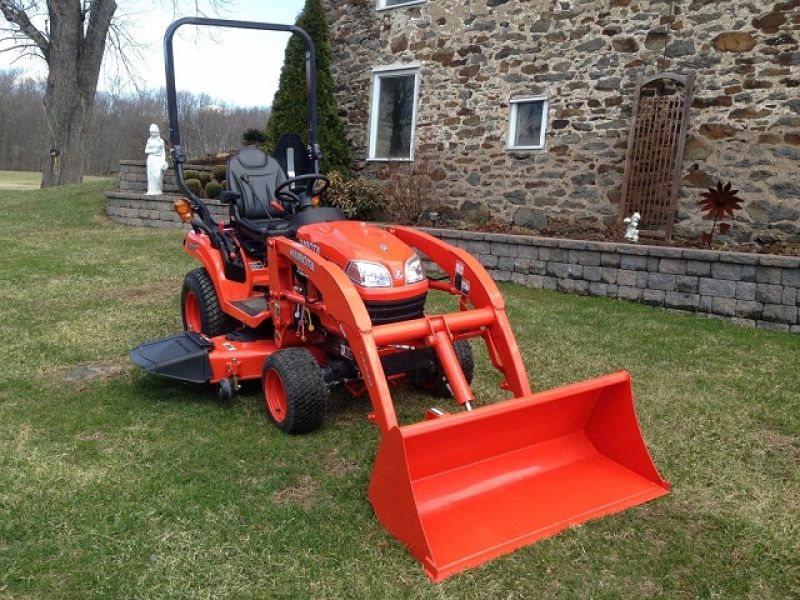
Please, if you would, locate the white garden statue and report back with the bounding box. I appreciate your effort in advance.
[145,123,168,195]
[624,212,641,243]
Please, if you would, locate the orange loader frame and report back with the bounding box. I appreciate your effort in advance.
[255,226,668,581]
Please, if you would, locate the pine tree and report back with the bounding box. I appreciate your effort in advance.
[266,0,351,176]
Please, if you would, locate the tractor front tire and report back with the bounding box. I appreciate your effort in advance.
[181,268,236,337]
[413,339,475,398]
[263,348,328,435]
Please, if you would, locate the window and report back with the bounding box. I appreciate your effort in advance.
[368,66,420,161]
[377,0,426,10]
[507,97,549,150]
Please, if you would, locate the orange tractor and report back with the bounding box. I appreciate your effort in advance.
[131,17,669,582]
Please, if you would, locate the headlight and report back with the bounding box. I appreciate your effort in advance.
[345,260,392,288]
[405,255,425,284]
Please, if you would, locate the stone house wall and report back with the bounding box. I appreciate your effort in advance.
[324,0,800,243]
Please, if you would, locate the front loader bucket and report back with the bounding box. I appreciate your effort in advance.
[369,371,668,582]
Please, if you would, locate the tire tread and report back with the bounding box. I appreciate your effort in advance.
[181,267,236,337]
[264,348,327,434]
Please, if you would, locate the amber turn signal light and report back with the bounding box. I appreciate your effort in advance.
[173,198,194,224]
[312,195,320,207]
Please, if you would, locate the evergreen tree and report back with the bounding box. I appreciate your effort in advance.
[242,127,268,146]
[266,0,351,176]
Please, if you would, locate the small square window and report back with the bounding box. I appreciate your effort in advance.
[508,98,549,150]
[368,67,420,161]
[377,0,426,10]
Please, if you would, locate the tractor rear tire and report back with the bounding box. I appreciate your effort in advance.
[181,268,236,337]
[413,339,475,399]
[262,348,328,435]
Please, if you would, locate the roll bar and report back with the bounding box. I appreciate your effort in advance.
[163,17,322,225]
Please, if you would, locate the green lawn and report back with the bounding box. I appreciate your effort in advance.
[0,170,111,191]
[0,182,798,598]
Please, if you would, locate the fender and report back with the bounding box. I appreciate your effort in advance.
[184,231,272,327]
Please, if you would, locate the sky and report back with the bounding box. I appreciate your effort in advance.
[0,0,307,108]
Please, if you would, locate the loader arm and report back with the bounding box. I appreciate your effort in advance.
[268,237,401,433]
[268,231,669,583]
[269,226,537,429]
[387,226,532,397]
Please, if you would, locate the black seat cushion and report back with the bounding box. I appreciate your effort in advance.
[225,146,293,256]
[227,146,288,222]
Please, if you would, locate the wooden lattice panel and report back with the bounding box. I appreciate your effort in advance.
[619,72,694,240]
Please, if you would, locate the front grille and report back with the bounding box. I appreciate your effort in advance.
[364,292,427,325]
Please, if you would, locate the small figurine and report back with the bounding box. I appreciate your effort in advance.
[624,212,641,243]
[145,123,168,195]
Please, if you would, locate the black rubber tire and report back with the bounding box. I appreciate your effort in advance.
[413,340,475,398]
[262,348,328,435]
[180,267,236,337]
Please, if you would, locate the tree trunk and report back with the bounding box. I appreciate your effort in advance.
[41,66,91,186]
[40,0,116,188]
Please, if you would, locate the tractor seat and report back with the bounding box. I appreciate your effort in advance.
[226,146,290,255]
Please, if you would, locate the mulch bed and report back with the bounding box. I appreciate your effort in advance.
[457,221,800,257]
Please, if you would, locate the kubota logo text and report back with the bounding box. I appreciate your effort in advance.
[290,248,315,272]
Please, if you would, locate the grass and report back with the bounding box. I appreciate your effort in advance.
[1,181,798,599]
[0,170,111,191]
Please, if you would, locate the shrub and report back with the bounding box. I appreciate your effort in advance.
[184,169,203,183]
[212,165,227,183]
[205,181,223,199]
[325,171,385,220]
[378,159,437,225]
[185,178,203,197]
[198,171,211,187]
[242,128,268,146]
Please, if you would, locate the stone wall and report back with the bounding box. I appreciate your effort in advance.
[325,0,800,243]
[421,227,800,332]
[105,161,799,333]
[106,161,227,227]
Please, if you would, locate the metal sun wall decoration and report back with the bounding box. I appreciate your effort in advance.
[698,181,744,247]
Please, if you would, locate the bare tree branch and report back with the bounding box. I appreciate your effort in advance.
[103,18,143,94]
[79,0,116,85]
[1,41,36,52]
[0,0,49,60]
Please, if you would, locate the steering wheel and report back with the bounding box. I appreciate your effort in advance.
[273,174,331,213]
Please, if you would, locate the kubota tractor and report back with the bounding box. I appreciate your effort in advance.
[131,17,669,581]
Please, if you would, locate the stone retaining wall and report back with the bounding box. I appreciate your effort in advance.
[106,192,227,228]
[107,160,227,227]
[421,227,800,333]
[105,169,798,332]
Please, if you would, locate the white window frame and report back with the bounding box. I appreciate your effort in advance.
[507,97,549,151]
[367,64,421,162]
[376,0,426,11]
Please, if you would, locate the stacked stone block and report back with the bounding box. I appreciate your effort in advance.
[107,161,227,228]
[422,227,800,333]
[106,193,227,228]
